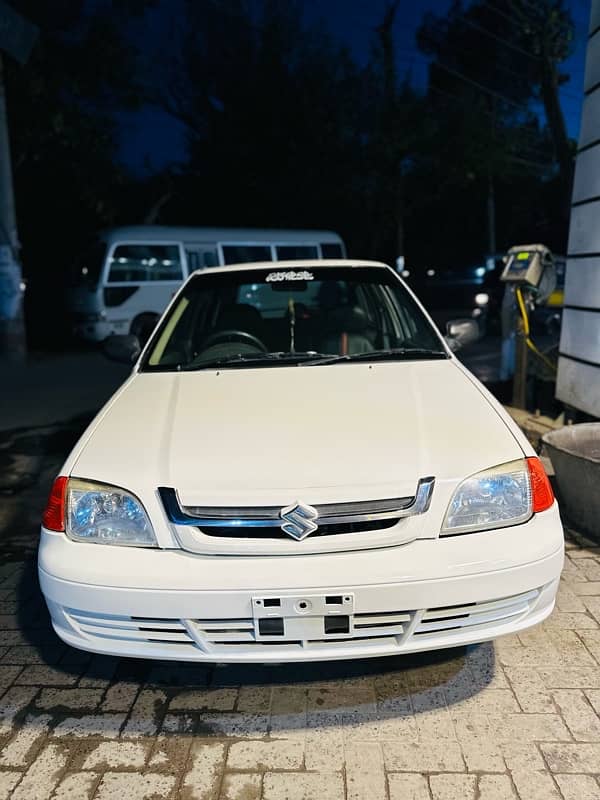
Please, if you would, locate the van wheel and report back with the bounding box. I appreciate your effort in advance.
[130,313,158,345]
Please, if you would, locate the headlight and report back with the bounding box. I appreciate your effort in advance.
[66,478,157,547]
[475,292,489,306]
[441,459,532,535]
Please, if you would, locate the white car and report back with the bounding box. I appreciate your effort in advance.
[39,260,564,663]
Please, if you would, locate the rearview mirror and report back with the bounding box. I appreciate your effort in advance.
[445,318,480,352]
[103,334,141,364]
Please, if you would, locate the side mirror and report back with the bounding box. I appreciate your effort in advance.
[103,334,141,364]
[445,318,480,352]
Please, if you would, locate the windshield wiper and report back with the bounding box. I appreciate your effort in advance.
[300,348,448,366]
[180,351,331,371]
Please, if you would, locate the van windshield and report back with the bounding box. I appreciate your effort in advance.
[142,265,447,371]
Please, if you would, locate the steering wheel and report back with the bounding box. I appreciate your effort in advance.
[199,329,268,353]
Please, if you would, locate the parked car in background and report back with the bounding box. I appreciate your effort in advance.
[68,226,346,343]
[40,259,563,664]
[409,258,504,335]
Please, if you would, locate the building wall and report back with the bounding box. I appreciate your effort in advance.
[556,0,600,416]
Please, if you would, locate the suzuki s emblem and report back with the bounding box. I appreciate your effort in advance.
[280,501,319,541]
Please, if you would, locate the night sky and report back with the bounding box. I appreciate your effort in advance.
[117,0,592,174]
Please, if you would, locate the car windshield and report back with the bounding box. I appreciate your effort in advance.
[141,265,447,371]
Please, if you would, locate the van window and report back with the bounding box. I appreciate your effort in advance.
[107,244,183,283]
[222,245,272,265]
[320,243,344,259]
[186,249,219,271]
[276,245,318,260]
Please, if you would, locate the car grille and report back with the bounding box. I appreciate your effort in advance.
[158,478,434,541]
[413,588,540,639]
[65,609,195,646]
[63,588,541,658]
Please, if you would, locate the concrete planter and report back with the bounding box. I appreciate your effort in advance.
[542,423,600,542]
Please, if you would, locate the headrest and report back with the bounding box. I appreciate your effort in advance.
[326,305,370,333]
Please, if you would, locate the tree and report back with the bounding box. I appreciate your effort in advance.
[415,0,575,261]
[4,0,156,346]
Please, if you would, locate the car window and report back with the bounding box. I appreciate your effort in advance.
[144,266,444,370]
[107,244,183,283]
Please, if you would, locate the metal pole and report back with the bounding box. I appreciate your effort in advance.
[0,52,26,360]
[512,314,528,409]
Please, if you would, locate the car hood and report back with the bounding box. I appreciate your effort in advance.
[71,360,523,506]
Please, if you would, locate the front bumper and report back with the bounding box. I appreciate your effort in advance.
[39,506,564,663]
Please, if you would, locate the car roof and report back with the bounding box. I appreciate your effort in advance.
[192,259,392,278]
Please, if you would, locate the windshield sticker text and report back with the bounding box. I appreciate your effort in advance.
[266,270,314,282]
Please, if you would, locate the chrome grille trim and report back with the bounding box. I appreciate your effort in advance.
[158,477,435,529]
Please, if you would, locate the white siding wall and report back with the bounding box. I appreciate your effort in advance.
[556,0,600,416]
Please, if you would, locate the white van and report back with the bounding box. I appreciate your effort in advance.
[69,226,346,342]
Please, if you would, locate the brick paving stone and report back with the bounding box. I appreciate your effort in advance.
[83,741,149,769]
[36,688,103,711]
[411,688,456,740]
[262,772,344,800]
[121,690,167,738]
[500,741,546,771]
[182,742,225,799]
[555,774,600,800]
[52,713,126,738]
[578,630,600,664]
[575,559,600,582]
[556,582,587,612]
[459,738,504,772]
[477,775,517,800]
[429,774,477,800]
[95,772,176,800]
[552,689,600,741]
[586,689,600,714]
[236,686,271,713]
[161,713,196,734]
[504,667,554,713]
[2,645,65,665]
[0,712,50,766]
[78,656,119,688]
[199,713,269,738]
[388,773,431,800]
[0,686,37,734]
[53,771,99,799]
[572,582,600,596]
[11,742,68,800]
[345,742,386,800]
[169,689,237,712]
[219,773,261,800]
[0,771,21,800]
[101,682,139,712]
[510,770,561,800]
[384,741,464,772]
[544,612,599,629]
[16,665,78,686]
[304,726,344,771]
[0,666,21,689]
[541,742,600,773]
[537,667,600,688]
[227,739,303,770]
